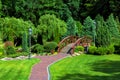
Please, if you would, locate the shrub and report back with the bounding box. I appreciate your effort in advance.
[7,52,28,58]
[4,41,14,48]
[88,46,97,54]
[44,42,57,54]
[106,45,115,54]
[0,48,3,56]
[74,46,84,52]
[5,46,16,55]
[96,47,107,55]
[114,44,120,54]
[32,44,44,54]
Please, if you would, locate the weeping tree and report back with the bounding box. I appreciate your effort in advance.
[0,17,35,44]
[37,14,67,43]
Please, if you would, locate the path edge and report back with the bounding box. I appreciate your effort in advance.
[47,55,69,80]
[28,58,41,80]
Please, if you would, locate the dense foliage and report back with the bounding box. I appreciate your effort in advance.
[37,14,67,43]
[0,0,120,56]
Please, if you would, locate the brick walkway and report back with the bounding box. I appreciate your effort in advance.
[29,53,69,80]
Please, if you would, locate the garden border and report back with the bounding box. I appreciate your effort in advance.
[47,56,70,80]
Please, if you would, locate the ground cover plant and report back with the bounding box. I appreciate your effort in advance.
[0,58,40,80]
[50,54,120,80]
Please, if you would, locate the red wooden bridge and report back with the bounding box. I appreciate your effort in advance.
[57,36,92,55]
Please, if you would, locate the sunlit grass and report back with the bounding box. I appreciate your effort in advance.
[0,58,40,80]
[50,54,120,80]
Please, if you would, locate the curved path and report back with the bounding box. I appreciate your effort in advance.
[29,53,69,80]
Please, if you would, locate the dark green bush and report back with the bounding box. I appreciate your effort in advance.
[114,44,120,54]
[7,52,28,58]
[44,42,57,53]
[5,46,16,55]
[74,46,84,52]
[32,44,44,54]
[96,47,107,55]
[88,46,97,54]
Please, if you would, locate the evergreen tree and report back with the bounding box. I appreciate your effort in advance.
[106,13,119,38]
[95,15,111,47]
[115,16,120,33]
[66,17,76,36]
[82,16,96,41]
[22,32,28,52]
[75,21,83,36]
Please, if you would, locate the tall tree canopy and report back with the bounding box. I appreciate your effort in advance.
[1,0,120,23]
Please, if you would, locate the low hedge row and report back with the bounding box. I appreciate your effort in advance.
[88,45,115,55]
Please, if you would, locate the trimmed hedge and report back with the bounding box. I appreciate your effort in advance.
[32,44,44,54]
[44,42,57,54]
[88,46,97,54]
[96,47,107,55]
[74,46,84,52]
[88,45,115,55]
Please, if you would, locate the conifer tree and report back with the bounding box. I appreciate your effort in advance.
[66,17,76,36]
[95,15,111,47]
[22,32,28,52]
[106,13,119,38]
[82,16,96,44]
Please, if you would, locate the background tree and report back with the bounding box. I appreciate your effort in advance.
[82,16,96,39]
[65,17,76,36]
[75,21,83,37]
[95,15,111,47]
[0,17,35,43]
[106,14,120,38]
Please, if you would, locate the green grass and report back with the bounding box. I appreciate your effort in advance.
[0,58,40,80]
[50,54,120,80]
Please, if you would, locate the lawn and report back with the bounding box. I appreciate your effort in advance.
[50,54,120,80]
[0,58,40,80]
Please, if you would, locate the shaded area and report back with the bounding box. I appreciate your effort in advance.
[55,60,120,80]
[56,73,119,80]
[91,60,120,74]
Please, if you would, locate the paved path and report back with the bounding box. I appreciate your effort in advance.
[29,53,69,80]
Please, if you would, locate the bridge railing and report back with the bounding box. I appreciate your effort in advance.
[68,36,92,54]
[57,36,79,53]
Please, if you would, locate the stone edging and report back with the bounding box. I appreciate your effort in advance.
[47,56,69,80]
[0,55,36,61]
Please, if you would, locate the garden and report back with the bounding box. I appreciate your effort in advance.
[0,0,120,80]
